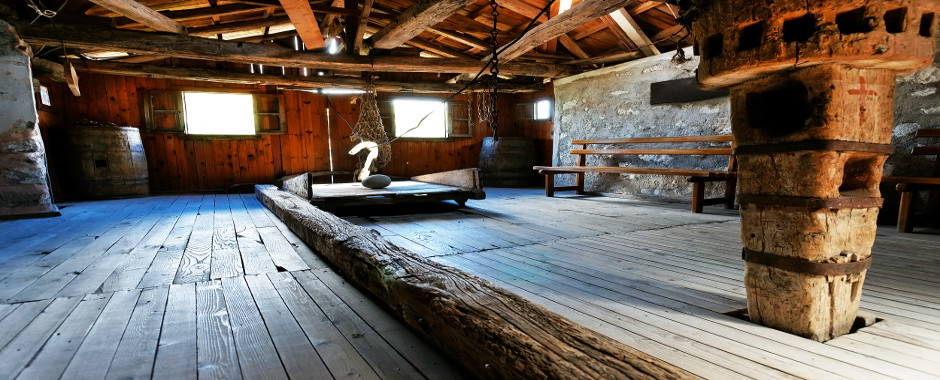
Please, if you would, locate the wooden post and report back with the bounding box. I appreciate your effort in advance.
[576,147,587,194]
[896,185,914,233]
[692,0,939,341]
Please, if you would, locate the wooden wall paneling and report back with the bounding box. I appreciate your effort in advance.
[308,93,324,174]
[279,92,296,176]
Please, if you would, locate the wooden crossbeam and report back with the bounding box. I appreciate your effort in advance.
[352,0,374,55]
[17,22,571,77]
[69,60,543,93]
[608,8,660,56]
[116,4,269,28]
[491,0,638,62]
[370,0,476,50]
[279,0,326,49]
[88,0,187,35]
[188,15,292,36]
[558,33,589,59]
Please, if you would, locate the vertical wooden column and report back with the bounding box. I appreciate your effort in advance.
[691,0,939,341]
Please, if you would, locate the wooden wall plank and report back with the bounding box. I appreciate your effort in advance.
[42,73,553,193]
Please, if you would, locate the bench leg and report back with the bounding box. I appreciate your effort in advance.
[692,182,704,213]
[897,191,914,233]
[576,173,585,195]
[723,178,737,209]
[545,175,555,197]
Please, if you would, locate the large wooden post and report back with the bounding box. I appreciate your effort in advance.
[692,0,939,341]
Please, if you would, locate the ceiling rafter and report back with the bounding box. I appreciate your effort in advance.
[88,0,188,35]
[492,0,639,63]
[17,21,571,77]
[369,0,477,50]
[279,0,327,49]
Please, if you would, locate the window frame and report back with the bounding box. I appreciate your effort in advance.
[142,88,286,137]
[383,96,472,141]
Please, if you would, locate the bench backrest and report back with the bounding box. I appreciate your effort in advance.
[911,129,940,176]
[569,135,736,171]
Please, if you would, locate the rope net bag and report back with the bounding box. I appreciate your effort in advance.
[350,84,392,175]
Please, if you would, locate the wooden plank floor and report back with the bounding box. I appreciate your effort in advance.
[338,188,940,380]
[0,194,463,380]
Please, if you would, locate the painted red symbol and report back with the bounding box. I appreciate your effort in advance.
[848,77,878,125]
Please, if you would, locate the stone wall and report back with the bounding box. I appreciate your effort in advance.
[553,38,939,216]
[0,20,56,218]
[551,47,732,202]
[883,32,940,219]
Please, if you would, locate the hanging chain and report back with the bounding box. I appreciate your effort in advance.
[487,0,500,141]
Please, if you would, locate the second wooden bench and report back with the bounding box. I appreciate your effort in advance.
[533,135,737,213]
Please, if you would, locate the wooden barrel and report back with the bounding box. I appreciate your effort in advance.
[65,124,149,199]
[478,137,537,187]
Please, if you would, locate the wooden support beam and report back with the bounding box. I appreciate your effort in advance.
[17,22,571,77]
[279,0,326,49]
[116,4,269,28]
[564,49,642,65]
[491,0,638,62]
[87,0,187,35]
[428,28,489,50]
[188,15,292,37]
[499,0,548,22]
[369,0,476,50]
[608,8,660,56]
[558,33,589,59]
[351,0,374,54]
[253,185,694,379]
[69,60,536,93]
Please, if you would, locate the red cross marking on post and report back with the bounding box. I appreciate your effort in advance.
[848,77,878,125]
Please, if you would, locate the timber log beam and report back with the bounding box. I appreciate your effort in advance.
[492,0,638,62]
[70,60,542,93]
[254,185,692,379]
[369,0,477,50]
[15,22,572,78]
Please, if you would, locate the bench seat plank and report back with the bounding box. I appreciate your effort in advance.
[881,177,940,185]
[535,166,735,178]
[569,148,733,156]
[571,135,734,144]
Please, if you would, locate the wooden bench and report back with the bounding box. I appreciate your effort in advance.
[882,128,940,232]
[534,135,737,213]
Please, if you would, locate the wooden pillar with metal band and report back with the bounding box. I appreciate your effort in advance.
[691,0,939,341]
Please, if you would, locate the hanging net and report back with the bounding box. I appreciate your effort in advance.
[350,84,392,174]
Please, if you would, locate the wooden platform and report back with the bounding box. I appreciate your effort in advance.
[0,194,462,379]
[308,181,485,209]
[340,188,940,379]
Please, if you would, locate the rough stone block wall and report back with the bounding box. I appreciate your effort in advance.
[552,47,732,202]
[0,20,55,217]
[883,32,940,219]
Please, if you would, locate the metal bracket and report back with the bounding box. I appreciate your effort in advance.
[742,248,872,276]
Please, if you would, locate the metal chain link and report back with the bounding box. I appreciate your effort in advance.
[487,0,500,141]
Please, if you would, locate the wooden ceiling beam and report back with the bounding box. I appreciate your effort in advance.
[279,0,326,49]
[69,60,541,92]
[369,0,477,50]
[558,33,589,59]
[17,22,571,77]
[116,4,269,28]
[571,21,607,41]
[491,0,638,62]
[88,0,188,35]
[188,15,292,36]
[427,28,489,51]
[608,8,659,56]
[499,0,548,22]
[627,1,661,15]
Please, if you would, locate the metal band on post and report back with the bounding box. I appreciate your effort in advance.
[733,141,895,155]
[742,249,872,276]
[737,195,884,209]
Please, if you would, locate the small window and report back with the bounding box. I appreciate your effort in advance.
[392,98,448,138]
[38,85,52,107]
[183,92,255,135]
[534,99,552,120]
[143,89,286,136]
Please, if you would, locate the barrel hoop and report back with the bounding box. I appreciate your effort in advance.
[733,141,893,155]
[742,249,872,276]
[737,195,883,209]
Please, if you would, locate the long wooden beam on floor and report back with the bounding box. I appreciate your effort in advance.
[16,21,571,78]
[254,185,693,379]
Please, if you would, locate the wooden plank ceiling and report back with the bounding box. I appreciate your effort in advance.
[20,0,691,92]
